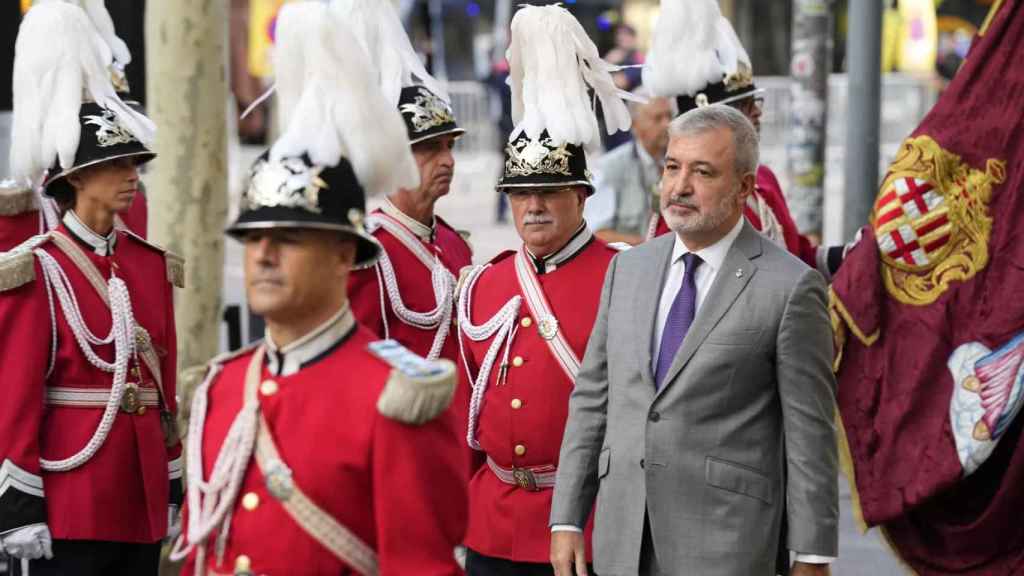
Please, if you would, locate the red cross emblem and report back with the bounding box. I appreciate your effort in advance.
[874,177,953,269]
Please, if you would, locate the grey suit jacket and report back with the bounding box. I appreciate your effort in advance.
[550,222,839,575]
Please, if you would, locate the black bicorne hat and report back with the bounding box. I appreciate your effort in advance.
[227,152,381,269]
[41,101,155,196]
[674,80,761,116]
[398,85,465,145]
[496,131,593,195]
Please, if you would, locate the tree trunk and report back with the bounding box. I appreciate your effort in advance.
[145,2,228,570]
[786,0,834,240]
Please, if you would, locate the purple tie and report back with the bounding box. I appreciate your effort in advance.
[655,253,702,389]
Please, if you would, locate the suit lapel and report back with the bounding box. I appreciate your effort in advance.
[655,223,763,399]
[636,234,676,390]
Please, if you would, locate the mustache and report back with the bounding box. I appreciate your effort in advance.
[666,195,698,210]
[522,214,554,225]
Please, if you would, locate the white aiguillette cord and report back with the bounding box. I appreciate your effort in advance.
[33,232,138,472]
[457,264,522,450]
[365,212,455,360]
[169,347,264,575]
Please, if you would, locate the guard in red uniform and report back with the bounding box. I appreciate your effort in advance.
[455,5,633,574]
[641,4,851,279]
[343,2,474,465]
[0,4,183,574]
[170,4,466,575]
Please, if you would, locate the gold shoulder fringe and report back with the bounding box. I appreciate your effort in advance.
[0,250,37,291]
[377,358,457,426]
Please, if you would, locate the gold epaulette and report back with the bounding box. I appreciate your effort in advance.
[0,181,37,216]
[0,234,52,292]
[120,230,185,288]
[368,340,456,425]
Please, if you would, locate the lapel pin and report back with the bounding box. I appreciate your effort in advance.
[735,268,744,278]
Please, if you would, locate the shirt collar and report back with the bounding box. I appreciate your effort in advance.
[381,197,435,243]
[526,221,593,275]
[670,217,745,275]
[62,210,118,256]
[264,302,356,377]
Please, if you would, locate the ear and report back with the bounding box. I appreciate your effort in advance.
[65,171,85,191]
[738,171,756,203]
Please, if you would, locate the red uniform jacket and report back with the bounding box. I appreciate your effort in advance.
[0,225,181,542]
[458,237,617,563]
[650,166,818,268]
[349,210,474,471]
[181,325,467,576]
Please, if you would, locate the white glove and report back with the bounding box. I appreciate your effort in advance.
[166,505,182,542]
[1,523,53,560]
[843,225,867,259]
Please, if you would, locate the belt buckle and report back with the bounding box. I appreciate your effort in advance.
[512,467,539,491]
[120,383,141,414]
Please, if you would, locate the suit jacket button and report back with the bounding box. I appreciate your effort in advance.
[640,459,645,469]
[648,411,661,422]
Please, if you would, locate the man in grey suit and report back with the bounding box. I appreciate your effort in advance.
[549,105,838,576]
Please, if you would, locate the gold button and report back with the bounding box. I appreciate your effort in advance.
[520,317,533,328]
[510,398,523,410]
[241,492,260,511]
[512,356,524,367]
[514,444,526,456]
[136,406,147,416]
[260,380,279,396]
[234,554,252,572]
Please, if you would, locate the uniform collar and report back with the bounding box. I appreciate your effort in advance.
[382,197,435,243]
[525,221,593,275]
[264,302,357,377]
[670,216,744,274]
[62,210,118,256]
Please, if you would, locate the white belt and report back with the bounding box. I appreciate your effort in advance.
[486,456,557,491]
[46,384,159,414]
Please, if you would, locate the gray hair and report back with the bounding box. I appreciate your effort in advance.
[666,104,759,178]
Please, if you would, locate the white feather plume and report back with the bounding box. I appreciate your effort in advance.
[35,0,132,69]
[10,2,155,183]
[642,0,725,98]
[270,2,419,196]
[329,0,447,107]
[716,16,752,81]
[507,4,638,147]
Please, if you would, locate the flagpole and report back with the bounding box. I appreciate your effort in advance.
[843,0,883,240]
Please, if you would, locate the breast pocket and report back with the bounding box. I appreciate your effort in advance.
[704,327,763,348]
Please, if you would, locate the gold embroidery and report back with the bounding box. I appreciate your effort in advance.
[504,137,573,178]
[399,87,455,133]
[83,108,137,147]
[872,135,1005,306]
[245,157,325,214]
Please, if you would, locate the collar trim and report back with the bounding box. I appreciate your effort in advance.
[526,222,593,274]
[264,302,356,377]
[381,198,435,243]
[62,210,117,256]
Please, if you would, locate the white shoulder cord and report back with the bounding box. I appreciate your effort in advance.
[366,215,455,360]
[456,264,522,450]
[169,349,263,575]
[33,249,136,472]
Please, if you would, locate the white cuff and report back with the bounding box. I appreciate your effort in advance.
[794,553,836,564]
[168,456,183,481]
[550,524,583,533]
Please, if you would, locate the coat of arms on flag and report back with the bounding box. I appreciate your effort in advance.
[873,135,1005,306]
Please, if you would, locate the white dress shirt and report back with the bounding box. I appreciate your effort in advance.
[554,218,835,565]
[651,217,744,371]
